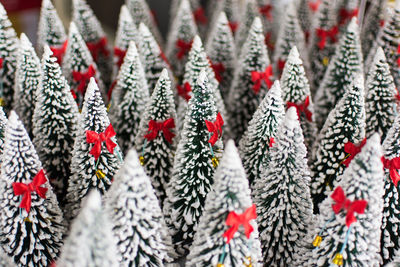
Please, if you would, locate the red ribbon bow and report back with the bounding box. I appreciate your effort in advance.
[228,21,238,33]
[396,44,400,67]
[50,40,68,65]
[382,157,400,186]
[176,39,193,60]
[86,37,109,61]
[86,124,117,161]
[12,169,48,213]
[205,112,224,146]
[342,138,367,167]
[0,58,3,69]
[339,8,359,25]
[308,0,321,12]
[277,59,286,71]
[259,5,272,21]
[265,31,274,51]
[251,65,273,94]
[223,204,257,243]
[177,82,192,102]
[144,118,176,144]
[114,47,127,68]
[193,7,207,25]
[210,61,226,83]
[269,137,275,148]
[287,96,313,122]
[316,26,338,50]
[331,186,367,227]
[72,64,96,94]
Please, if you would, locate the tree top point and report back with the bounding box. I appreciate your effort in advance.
[373,46,386,64]
[251,16,263,31]
[43,45,54,60]
[192,35,203,50]
[347,16,359,33]
[19,32,32,48]
[285,107,299,128]
[83,190,101,210]
[217,11,228,24]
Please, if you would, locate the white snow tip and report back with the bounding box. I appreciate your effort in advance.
[222,140,241,163]
[69,21,79,34]
[287,46,302,64]
[83,190,102,210]
[41,0,54,9]
[43,45,54,59]
[192,35,203,50]
[347,17,359,32]
[159,68,169,80]
[351,73,364,89]
[368,133,381,146]
[217,12,229,24]
[139,22,150,35]
[396,0,400,11]
[178,0,190,11]
[120,5,131,18]
[127,41,138,55]
[197,69,208,86]
[251,17,263,31]
[8,111,19,124]
[125,148,141,167]
[373,46,386,63]
[286,107,299,123]
[19,33,31,46]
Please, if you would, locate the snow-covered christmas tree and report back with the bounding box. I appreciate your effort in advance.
[235,0,259,52]
[0,111,64,266]
[208,0,240,37]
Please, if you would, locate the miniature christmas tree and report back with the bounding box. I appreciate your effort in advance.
[62,22,104,108]
[336,0,359,30]
[380,112,400,264]
[228,17,271,143]
[0,106,7,165]
[0,111,64,266]
[365,47,397,142]
[72,0,113,86]
[273,2,308,77]
[186,140,262,266]
[135,69,177,204]
[57,190,118,267]
[296,0,313,41]
[310,75,366,211]
[205,11,236,102]
[0,3,19,113]
[253,107,314,266]
[32,46,79,206]
[239,80,285,186]
[0,248,15,267]
[280,46,317,152]
[112,5,139,82]
[164,70,223,256]
[37,0,68,61]
[314,17,363,129]
[165,0,198,82]
[105,149,173,266]
[311,133,384,266]
[235,0,259,52]
[307,0,339,94]
[13,33,41,137]
[65,78,122,222]
[108,41,149,154]
[137,23,172,94]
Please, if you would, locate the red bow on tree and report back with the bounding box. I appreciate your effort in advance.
[331,186,367,227]
[259,5,272,21]
[205,112,224,146]
[308,0,321,12]
[277,59,286,72]
[396,44,400,67]
[339,8,359,25]
[210,61,226,83]
[114,47,127,68]
[269,137,275,148]
[0,58,4,69]
[177,82,192,102]
[228,21,238,33]
[70,89,77,100]
[144,118,176,144]
[193,7,207,25]
[251,65,273,94]
[12,169,48,213]
[287,96,313,122]
[223,204,257,243]
[316,26,339,50]
[176,39,193,60]
[86,37,109,61]
[265,31,274,51]
[382,157,400,186]
[342,138,367,167]
[380,19,385,27]
[72,64,96,94]
[86,124,117,161]
[50,40,68,64]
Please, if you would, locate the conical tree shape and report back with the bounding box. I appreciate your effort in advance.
[106,149,173,266]
[109,41,149,154]
[72,0,112,86]
[166,0,198,82]
[380,113,400,264]
[13,33,41,137]
[314,17,363,129]
[252,107,313,266]
[135,69,177,204]
[0,3,19,114]
[0,247,15,267]
[239,80,285,186]
[280,46,317,152]
[58,191,118,267]
[33,46,79,206]
[37,0,67,60]
[312,134,384,266]
[273,2,308,77]
[112,5,139,82]
[206,11,236,102]
[228,17,271,143]
[164,70,223,256]
[137,23,172,94]
[65,78,122,222]
[235,0,259,52]
[296,0,313,40]
[187,140,262,266]
[365,47,397,142]
[308,0,339,94]
[0,106,7,165]
[0,111,64,266]
[310,75,366,212]
[62,22,104,108]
